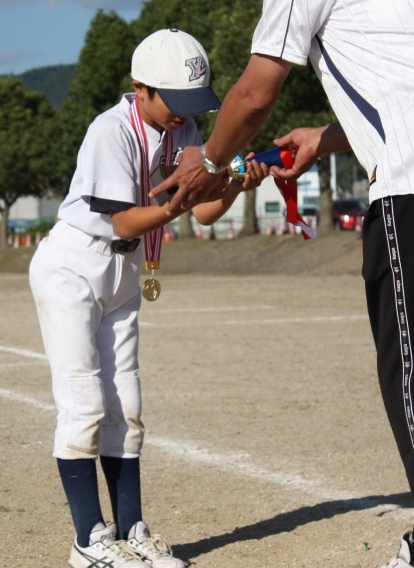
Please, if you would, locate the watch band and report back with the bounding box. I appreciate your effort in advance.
[200,144,228,174]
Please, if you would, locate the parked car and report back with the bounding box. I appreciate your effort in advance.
[333,198,367,231]
[298,205,320,227]
[282,204,320,235]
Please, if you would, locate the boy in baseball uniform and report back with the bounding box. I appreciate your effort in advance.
[29,28,266,568]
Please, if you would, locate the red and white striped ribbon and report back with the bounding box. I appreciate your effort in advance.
[129,96,173,267]
[274,178,317,240]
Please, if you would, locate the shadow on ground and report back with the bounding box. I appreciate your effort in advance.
[173,492,412,561]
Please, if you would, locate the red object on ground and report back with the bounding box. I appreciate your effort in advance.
[227,221,235,239]
[266,220,276,236]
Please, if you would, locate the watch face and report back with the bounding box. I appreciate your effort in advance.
[205,162,217,174]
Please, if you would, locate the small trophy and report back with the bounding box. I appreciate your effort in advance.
[227,145,297,180]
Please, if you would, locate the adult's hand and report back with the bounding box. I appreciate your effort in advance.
[270,123,351,181]
[148,145,224,216]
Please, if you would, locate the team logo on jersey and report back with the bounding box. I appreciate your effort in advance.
[369,166,377,186]
[185,56,207,82]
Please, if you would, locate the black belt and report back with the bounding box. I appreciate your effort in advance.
[111,238,141,253]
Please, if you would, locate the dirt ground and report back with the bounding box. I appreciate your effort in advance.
[0,230,364,276]
[0,237,413,567]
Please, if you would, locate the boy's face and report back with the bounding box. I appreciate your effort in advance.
[132,81,188,133]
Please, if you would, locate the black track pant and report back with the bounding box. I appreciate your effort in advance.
[363,195,414,496]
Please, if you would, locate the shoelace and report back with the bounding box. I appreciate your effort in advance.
[134,535,173,558]
[118,540,148,561]
[151,535,173,555]
[101,541,138,561]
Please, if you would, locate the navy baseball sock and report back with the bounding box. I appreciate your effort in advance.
[100,456,142,540]
[57,458,105,548]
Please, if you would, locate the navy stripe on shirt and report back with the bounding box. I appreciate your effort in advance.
[89,196,135,215]
[315,35,385,143]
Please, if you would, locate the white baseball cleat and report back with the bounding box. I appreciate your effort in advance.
[68,522,152,568]
[381,532,414,568]
[126,521,185,568]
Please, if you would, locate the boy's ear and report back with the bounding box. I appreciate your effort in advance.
[132,80,145,97]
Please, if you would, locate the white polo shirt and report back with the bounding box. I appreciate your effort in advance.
[59,93,202,239]
[252,0,414,202]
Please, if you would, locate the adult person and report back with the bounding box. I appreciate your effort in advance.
[149,2,414,567]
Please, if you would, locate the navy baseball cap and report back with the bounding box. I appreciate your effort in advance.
[131,28,221,118]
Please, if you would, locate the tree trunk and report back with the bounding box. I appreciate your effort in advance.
[0,204,10,249]
[238,189,259,237]
[179,210,195,239]
[53,193,65,223]
[316,155,334,233]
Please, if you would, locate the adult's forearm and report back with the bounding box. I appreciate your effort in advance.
[317,122,352,154]
[204,54,292,169]
[204,87,273,169]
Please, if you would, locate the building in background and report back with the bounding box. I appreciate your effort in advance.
[5,165,321,239]
[6,192,59,233]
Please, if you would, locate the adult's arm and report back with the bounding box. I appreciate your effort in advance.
[148,54,293,215]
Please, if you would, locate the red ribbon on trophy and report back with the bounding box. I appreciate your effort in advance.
[228,146,317,241]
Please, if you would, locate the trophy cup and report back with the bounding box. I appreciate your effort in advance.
[227,145,297,180]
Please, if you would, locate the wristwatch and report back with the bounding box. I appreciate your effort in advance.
[200,144,228,174]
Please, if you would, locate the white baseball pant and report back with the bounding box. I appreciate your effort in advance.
[29,220,145,460]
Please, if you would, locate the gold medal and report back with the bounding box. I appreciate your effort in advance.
[142,276,161,301]
[142,263,161,301]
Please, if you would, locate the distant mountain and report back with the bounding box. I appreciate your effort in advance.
[18,64,76,108]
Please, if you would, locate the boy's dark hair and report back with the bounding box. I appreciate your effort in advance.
[144,85,156,99]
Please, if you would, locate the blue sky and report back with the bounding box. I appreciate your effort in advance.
[0,0,144,75]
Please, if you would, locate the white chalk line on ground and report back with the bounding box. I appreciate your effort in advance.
[0,342,389,509]
[139,315,369,328]
[0,382,356,503]
[0,344,48,360]
[0,388,55,411]
[0,361,48,368]
[142,305,276,314]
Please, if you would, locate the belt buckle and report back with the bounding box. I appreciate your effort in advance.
[111,238,140,253]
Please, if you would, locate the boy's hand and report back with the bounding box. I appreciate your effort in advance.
[236,152,269,191]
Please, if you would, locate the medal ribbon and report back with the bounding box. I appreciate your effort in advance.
[129,96,174,268]
[273,149,317,240]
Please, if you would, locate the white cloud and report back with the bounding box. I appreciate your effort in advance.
[0,49,44,66]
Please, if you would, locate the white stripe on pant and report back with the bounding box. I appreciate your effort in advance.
[363,195,414,495]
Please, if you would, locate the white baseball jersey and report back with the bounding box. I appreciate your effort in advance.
[252,0,414,202]
[59,93,202,239]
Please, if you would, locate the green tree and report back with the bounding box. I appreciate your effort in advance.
[58,10,136,184]
[130,0,234,52]
[204,0,261,236]
[209,0,336,235]
[336,151,367,195]
[0,77,56,248]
